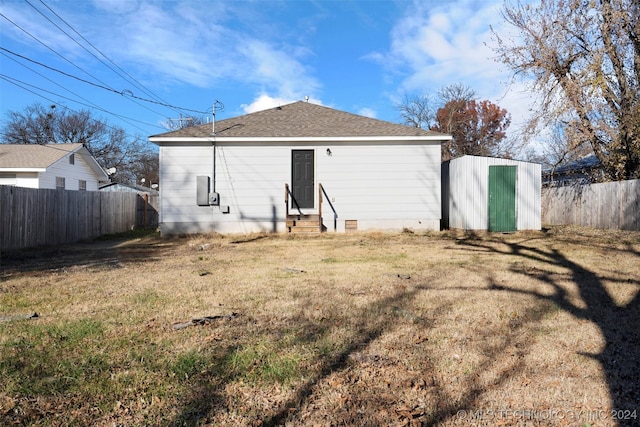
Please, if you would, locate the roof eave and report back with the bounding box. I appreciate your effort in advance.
[76,146,110,180]
[0,167,47,172]
[150,135,451,145]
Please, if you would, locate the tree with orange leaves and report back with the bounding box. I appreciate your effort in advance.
[434,98,511,161]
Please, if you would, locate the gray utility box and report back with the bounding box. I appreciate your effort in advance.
[197,176,221,206]
[196,176,210,206]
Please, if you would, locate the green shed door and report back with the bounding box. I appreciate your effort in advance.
[488,165,517,232]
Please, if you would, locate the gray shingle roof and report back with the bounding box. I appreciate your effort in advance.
[151,101,448,139]
[0,143,83,169]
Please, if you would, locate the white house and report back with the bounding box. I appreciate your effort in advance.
[441,155,541,232]
[150,101,451,235]
[0,143,109,191]
[99,182,159,196]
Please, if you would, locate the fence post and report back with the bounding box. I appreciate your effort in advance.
[143,193,148,229]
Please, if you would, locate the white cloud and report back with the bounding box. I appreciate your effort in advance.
[91,0,139,14]
[238,39,320,100]
[358,107,377,118]
[3,1,322,102]
[378,0,536,147]
[112,3,234,86]
[241,94,296,113]
[241,94,322,113]
[0,3,88,60]
[389,0,505,90]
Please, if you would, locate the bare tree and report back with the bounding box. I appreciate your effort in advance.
[437,83,476,105]
[1,102,156,184]
[130,151,159,188]
[493,0,640,181]
[162,115,208,131]
[396,84,478,131]
[395,93,436,130]
[3,103,59,145]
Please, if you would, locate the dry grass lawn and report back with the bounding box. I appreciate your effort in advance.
[1,226,639,426]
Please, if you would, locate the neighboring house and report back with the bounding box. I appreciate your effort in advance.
[149,101,452,235]
[442,155,541,232]
[0,143,109,190]
[542,154,603,187]
[99,182,159,196]
[99,182,160,229]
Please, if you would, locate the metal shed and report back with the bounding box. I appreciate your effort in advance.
[441,155,541,231]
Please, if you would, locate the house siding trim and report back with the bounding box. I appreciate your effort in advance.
[150,136,449,144]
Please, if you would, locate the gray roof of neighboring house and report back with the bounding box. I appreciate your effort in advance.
[542,154,601,175]
[0,143,84,169]
[99,182,159,195]
[150,101,450,139]
[0,143,108,179]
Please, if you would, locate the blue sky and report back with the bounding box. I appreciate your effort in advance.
[0,0,533,148]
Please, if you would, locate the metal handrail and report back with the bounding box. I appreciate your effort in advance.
[319,183,338,232]
[284,183,302,217]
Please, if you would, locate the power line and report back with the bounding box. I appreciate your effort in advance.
[0,6,211,142]
[1,51,165,132]
[0,79,147,169]
[35,0,174,110]
[1,3,169,119]
[0,10,176,126]
[0,74,158,136]
[0,47,209,115]
[0,11,113,91]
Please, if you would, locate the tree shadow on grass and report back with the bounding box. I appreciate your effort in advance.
[170,266,565,426]
[259,287,427,427]
[454,235,640,425]
[170,287,427,426]
[0,234,180,275]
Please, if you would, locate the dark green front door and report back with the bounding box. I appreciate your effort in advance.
[291,150,314,209]
[488,165,517,232]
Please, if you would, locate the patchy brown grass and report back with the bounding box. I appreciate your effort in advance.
[1,226,639,426]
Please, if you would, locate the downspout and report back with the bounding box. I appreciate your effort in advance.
[211,102,217,193]
[212,138,216,193]
[210,100,225,196]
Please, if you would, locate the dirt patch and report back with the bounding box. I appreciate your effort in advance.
[1,227,639,426]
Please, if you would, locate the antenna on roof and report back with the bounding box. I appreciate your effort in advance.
[211,100,224,135]
[167,114,193,129]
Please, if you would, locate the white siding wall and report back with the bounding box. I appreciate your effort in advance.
[317,143,441,231]
[443,156,541,230]
[38,153,102,190]
[12,173,40,188]
[0,174,17,186]
[159,145,216,232]
[159,141,442,234]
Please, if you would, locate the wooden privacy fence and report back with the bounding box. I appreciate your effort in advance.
[137,194,159,230]
[542,179,640,231]
[1,186,158,251]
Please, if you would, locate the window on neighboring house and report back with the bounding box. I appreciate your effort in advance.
[69,154,75,164]
[56,176,65,190]
[79,180,87,191]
